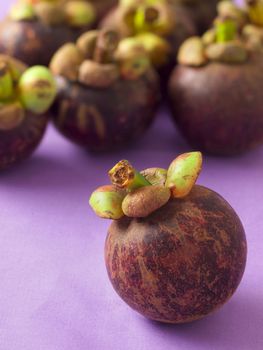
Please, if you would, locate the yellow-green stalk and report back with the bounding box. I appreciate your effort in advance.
[215,17,237,43]
[109,160,151,190]
[0,62,14,101]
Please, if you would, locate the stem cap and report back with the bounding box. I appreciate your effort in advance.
[50,43,84,81]
[122,185,171,218]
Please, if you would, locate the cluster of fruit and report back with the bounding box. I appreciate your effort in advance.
[2,0,262,325]
[0,0,221,170]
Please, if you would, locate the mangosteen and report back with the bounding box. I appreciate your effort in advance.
[49,29,160,152]
[100,0,196,88]
[168,2,263,156]
[0,55,57,170]
[89,152,247,324]
[0,0,96,66]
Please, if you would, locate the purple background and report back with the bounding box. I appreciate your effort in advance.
[1,2,263,349]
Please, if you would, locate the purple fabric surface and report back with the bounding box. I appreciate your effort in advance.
[1,2,263,350]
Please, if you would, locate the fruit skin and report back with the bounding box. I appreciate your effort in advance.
[105,185,247,324]
[90,0,117,21]
[51,70,160,151]
[0,18,92,67]
[0,111,48,170]
[168,52,263,156]
[172,0,218,34]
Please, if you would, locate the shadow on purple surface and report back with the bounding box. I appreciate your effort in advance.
[142,292,263,349]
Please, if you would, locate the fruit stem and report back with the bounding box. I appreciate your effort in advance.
[246,0,263,26]
[0,61,14,101]
[134,5,159,33]
[215,17,237,43]
[109,160,151,190]
[93,30,119,64]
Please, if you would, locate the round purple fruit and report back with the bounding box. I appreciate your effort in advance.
[90,153,247,323]
[168,2,263,156]
[0,56,56,170]
[0,0,96,66]
[50,29,160,151]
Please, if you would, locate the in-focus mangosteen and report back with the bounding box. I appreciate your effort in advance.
[100,0,196,88]
[0,0,96,66]
[50,29,160,152]
[89,152,247,323]
[0,55,56,170]
[168,1,263,156]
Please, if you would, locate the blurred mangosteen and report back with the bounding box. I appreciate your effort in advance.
[0,0,96,66]
[89,152,247,323]
[100,0,196,89]
[168,1,263,156]
[0,55,56,170]
[49,29,160,152]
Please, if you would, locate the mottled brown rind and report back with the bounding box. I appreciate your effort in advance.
[168,52,263,156]
[0,19,92,66]
[0,111,48,170]
[105,185,247,324]
[51,71,160,151]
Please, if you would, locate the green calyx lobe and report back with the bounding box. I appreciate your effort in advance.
[0,58,56,131]
[89,185,126,220]
[18,65,57,114]
[89,152,203,220]
[0,56,27,130]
